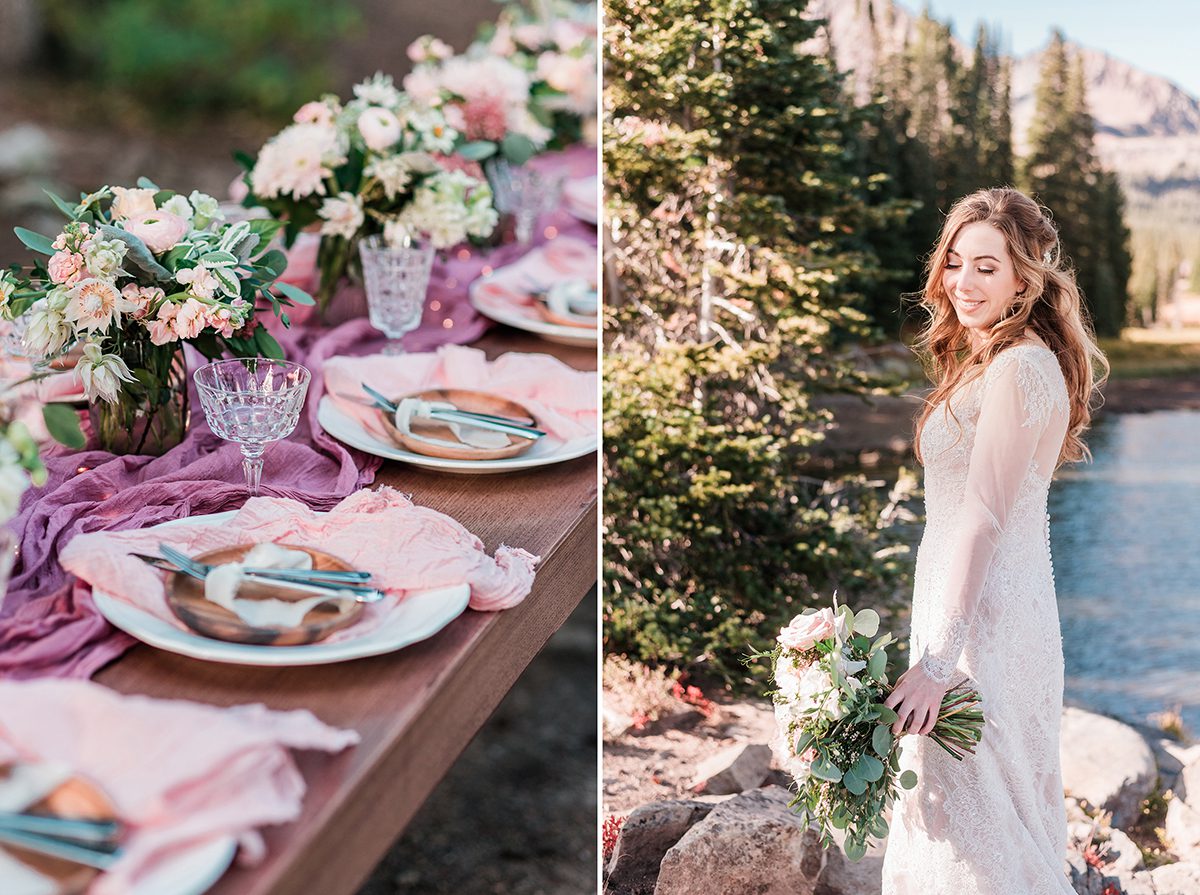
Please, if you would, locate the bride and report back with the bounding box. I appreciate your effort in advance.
[880,188,1107,893]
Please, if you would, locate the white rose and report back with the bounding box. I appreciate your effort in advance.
[358,107,403,152]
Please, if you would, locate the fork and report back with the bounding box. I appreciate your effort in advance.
[156,545,387,603]
[0,811,123,846]
[0,826,122,869]
[132,553,371,584]
[361,384,546,439]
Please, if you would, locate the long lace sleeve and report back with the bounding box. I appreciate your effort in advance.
[918,352,1059,683]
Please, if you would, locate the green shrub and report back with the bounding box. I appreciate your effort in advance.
[603,344,917,687]
[41,0,359,118]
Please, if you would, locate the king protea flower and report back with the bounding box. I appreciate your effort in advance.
[76,342,136,403]
[65,279,137,334]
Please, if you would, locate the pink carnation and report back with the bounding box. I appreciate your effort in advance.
[47,251,85,286]
[777,608,837,652]
[457,95,509,142]
[205,306,236,338]
[431,154,483,180]
[121,283,163,320]
[148,303,179,345]
[170,298,208,339]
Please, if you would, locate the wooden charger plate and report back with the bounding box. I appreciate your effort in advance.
[380,388,540,461]
[0,767,117,895]
[165,544,363,646]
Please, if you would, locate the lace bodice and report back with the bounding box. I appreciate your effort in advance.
[882,342,1075,894]
[912,343,1070,684]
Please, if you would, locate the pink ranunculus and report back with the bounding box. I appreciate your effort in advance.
[294,101,334,127]
[777,608,837,652]
[124,211,189,254]
[110,186,158,221]
[358,107,402,152]
[47,251,85,286]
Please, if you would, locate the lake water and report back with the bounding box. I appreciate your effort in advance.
[1051,409,1200,732]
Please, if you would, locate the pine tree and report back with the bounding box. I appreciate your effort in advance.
[604,0,912,680]
[1022,31,1130,336]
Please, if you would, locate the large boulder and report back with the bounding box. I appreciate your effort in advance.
[688,744,772,796]
[1060,707,1156,828]
[814,828,884,895]
[1146,861,1200,895]
[1166,754,1200,860]
[654,786,824,895]
[605,800,714,895]
[1104,828,1144,873]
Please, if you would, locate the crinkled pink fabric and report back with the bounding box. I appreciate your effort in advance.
[0,678,358,895]
[470,237,596,323]
[59,486,539,629]
[323,344,598,452]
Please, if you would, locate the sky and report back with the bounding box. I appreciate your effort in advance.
[921,0,1200,97]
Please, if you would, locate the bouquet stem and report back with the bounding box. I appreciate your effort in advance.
[929,687,984,760]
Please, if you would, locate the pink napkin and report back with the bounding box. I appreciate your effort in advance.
[0,678,358,895]
[59,487,540,635]
[322,344,598,453]
[471,237,596,323]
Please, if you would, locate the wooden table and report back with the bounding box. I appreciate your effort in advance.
[95,330,598,895]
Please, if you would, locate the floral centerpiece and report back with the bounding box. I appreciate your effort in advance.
[240,72,500,310]
[467,0,598,147]
[760,598,984,861]
[5,183,312,454]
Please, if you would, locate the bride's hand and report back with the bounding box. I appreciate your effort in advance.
[884,665,949,737]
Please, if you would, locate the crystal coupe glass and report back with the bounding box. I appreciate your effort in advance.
[194,358,311,496]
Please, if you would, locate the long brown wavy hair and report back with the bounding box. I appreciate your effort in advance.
[912,187,1109,466]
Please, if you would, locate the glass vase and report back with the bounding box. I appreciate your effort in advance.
[89,338,190,456]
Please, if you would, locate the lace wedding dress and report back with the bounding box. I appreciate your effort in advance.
[881,343,1075,894]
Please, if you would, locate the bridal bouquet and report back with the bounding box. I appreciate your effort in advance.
[6,183,311,453]
[765,598,984,861]
[242,72,500,308]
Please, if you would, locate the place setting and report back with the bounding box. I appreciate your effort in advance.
[468,236,599,347]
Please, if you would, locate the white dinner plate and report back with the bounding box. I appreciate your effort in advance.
[130,835,238,895]
[469,289,598,347]
[92,512,472,666]
[317,396,598,474]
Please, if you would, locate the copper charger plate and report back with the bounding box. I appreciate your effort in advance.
[379,388,539,461]
[0,767,117,895]
[165,544,363,646]
[533,298,598,330]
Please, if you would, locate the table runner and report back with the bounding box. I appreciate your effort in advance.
[0,145,597,679]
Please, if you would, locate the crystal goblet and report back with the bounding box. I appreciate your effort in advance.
[194,358,310,497]
[358,234,436,355]
[487,161,565,245]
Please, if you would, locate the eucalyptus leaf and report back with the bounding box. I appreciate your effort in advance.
[875,705,898,724]
[842,767,866,796]
[899,770,918,790]
[97,225,171,281]
[868,650,887,681]
[14,228,55,256]
[869,816,890,839]
[830,808,849,830]
[255,328,285,360]
[844,838,868,862]
[274,281,314,306]
[872,724,893,758]
[43,190,80,220]
[257,250,288,278]
[500,132,536,166]
[853,753,885,783]
[245,218,284,244]
[136,176,160,190]
[794,729,815,755]
[42,404,85,449]
[853,608,880,637]
[458,140,498,161]
[810,755,842,783]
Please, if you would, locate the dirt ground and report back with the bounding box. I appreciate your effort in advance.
[359,589,598,895]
